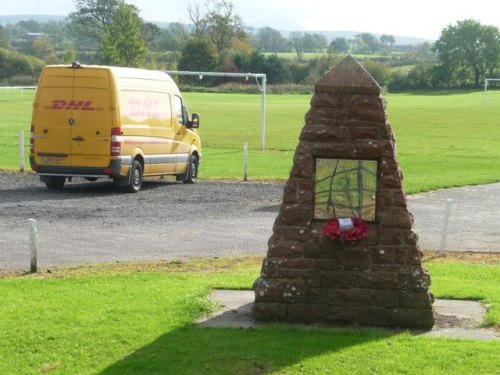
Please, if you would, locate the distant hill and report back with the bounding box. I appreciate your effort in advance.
[1,15,432,45]
[0,14,66,25]
[311,30,433,45]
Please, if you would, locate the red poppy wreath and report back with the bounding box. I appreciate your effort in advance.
[322,217,368,242]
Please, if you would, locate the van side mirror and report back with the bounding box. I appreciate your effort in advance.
[188,113,200,128]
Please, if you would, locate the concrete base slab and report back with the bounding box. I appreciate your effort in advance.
[197,289,499,340]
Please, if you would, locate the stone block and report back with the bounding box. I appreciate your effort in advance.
[300,125,348,142]
[348,126,391,140]
[267,240,305,258]
[307,287,329,304]
[328,288,372,306]
[297,141,355,158]
[394,246,424,266]
[389,308,434,328]
[354,140,395,159]
[273,225,311,242]
[277,204,313,226]
[371,290,400,307]
[310,93,343,109]
[370,246,395,264]
[290,154,314,178]
[399,292,434,308]
[358,271,399,290]
[253,302,288,321]
[377,207,413,229]
[356,307,390,326]
[323,270,360,289]
[283,178,314,204]
[311,259,339,271]
[351,96,386,122]
[322,307,357,325]
[337,248,371,270]
[253,278,306,303]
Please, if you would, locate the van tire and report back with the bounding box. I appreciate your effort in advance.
[43,176,66,190]
[126,160,143,193]
[183,155,198,184]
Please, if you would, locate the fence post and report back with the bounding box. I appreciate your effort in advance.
[29,219,38,273]
[439,199,453,256]
[243,142,249,182]
[19,130,25,172]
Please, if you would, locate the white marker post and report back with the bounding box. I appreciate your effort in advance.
[19,130,25,172]
[29,219,38,273]
[439,199,453,256]
[243,142,249,182]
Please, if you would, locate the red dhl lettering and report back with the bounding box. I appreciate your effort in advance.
[123,98,169,119]
[44,100,103,111]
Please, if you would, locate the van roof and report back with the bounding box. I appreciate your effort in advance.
[41,64,180,93]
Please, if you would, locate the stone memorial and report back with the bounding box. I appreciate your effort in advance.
[253,56,434,328]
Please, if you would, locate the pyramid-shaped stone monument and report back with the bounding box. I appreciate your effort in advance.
[253,56,434,328]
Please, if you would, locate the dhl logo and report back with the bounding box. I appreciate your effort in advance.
[44,100,103,111]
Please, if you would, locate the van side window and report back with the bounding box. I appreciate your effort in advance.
[173,95,185,125]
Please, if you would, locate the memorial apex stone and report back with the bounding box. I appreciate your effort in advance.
[316,55,380,95]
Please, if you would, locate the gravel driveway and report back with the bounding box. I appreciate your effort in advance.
[1,172,499,270]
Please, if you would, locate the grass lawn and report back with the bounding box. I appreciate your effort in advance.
[0,255,499,375]
[2,89,500,193]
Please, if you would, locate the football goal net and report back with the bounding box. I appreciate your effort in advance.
[165,70,268,150]
[484,78,500,104]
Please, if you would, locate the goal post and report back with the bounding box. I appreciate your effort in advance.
[165,70,267,150]
[484,78,500,104]
[484,78,500,91]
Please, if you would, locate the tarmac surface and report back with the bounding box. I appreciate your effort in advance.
[1,173,500,271]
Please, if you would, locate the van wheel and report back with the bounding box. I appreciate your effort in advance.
[183,155,198,184]
[126,160,143,193]
[42,176,65,190]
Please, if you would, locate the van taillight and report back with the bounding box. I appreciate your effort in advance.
[110,127,121,156]
[30,124,35,153]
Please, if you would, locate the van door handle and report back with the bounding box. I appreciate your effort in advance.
[72,136,85,142]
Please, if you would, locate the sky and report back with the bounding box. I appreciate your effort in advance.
[1,0,499,40]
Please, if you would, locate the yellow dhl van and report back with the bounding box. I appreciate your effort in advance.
[30,63,201,192]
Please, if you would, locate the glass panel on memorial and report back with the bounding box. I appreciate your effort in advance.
[314,158,377,221]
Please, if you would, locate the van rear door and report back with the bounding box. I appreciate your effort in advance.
[71,69,113,167]
[33,67,113,169]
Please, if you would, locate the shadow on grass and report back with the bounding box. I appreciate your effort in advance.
[99,323,390,374]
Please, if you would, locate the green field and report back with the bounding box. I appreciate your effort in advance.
[2,88,500,193]
[0,257,499,375]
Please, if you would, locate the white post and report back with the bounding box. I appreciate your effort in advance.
[29,218,38,273]
[439,199,453,256]
[260,75,267,151]
[243,142,249,181]
[19,130,25,172]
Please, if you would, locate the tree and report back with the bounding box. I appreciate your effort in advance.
[290,31,305,61]
[30,36,58,63]
[329,37,350,53]
[362,60,391,86]
[187,1,247,64]
[69,0,145,62]
[354,33,381,54]
[178,38,218,85]
[433,19,500,87]
[255,27,287,53]
[380,34,395,48]
[156,23,189,52]
[101,2,147,67]
[0,26,8,48]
